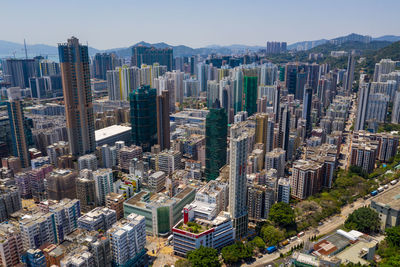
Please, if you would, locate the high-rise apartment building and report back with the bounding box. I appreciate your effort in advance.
[290,160,323,200]
[3,59,37,88]
[265,148,286,178]
[229,123,252,239]
[59,37,96,157]
[205,102,227,181]
[130,85,157,151]
[19,212,58,250]
[0,186,22,223]
[107,213,147,267]
[106,192,125,220]
[93,169,114,206]
[46,169,77,200]
[277,104,290,156]
[355,79,371,131]
[0,223,24,267]
[303,85,313,139]
[132,46,173,71]
[93,53,117,80]
[156,90,171,151]
[244,76,258,116]
[7,87,32,168]
[78,207,117,232]
[78,154,98,171]
[76,176,97,212]
[266,42,287,54]
[344,54,355,92]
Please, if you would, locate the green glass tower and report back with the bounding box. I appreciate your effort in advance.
[205,100,227,181]
[244,76,258,116]
[130,85,157,151]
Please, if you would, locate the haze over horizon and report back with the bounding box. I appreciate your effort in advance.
[2,0,400,50]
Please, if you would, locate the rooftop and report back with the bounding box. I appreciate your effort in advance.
[95,125,131,142]
[372,186,400,210]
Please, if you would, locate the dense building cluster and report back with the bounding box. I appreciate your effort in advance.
[0,34,399,266]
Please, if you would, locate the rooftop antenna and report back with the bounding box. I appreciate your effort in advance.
[24,39,28,59]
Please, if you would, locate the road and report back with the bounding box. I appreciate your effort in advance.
[339,94,357,169]
[251,181,400,266]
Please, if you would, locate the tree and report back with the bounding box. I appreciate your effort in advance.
[187,246,221,267]
[268,202,295,227]
[260,225,285,246]
[386,226,400,247]
[175,259,191,267]
[380,254,400,267]
[221,242,253,265]
[249,236,266,250]
[344,207,380,233]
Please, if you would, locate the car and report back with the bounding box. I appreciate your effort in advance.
[384,185,389,189]
[391,179,398,185]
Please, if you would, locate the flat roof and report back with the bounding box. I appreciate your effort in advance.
[95,125,131,142]
[335,239,378,265]
[372,186,400,210]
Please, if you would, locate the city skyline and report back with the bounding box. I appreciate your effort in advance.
[1,0,400,50]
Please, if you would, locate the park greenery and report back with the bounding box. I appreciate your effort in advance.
[182,246,221,267]
[377,226,400,266]
[344,207,380,234]
[221,241,253,265]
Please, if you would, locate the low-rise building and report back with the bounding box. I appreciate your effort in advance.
[172,201,235,257]
[123,187,195,236]
[371,186,400,229]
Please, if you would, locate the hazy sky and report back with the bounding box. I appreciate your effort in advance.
[2,0,399,49]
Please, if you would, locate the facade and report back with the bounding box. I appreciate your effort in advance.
[77,207,117,232]
[370,187,400,230]
[265,148,286,178]
[148,171,167,193]
[46,169,77,200]
[156,150,183,175]
[344,55,355,92]
[123,187,195,236]
[48,199,81,243]
[118,145,142,172]
[205,105,228,181]
[130,85,157,151]
[106,192,125,220]
[229,123,252,239]
[78,154,98,171]
[19,213,58,250]
[0,223,24,267]
[107,214,147,267]
[3,58,37,88]
[132,46,173,71]
[93,169,114,206]
[290,159,323,200]
[355,81,370,131]
[59,37,96,157]
[76,177,97,212]
[0,186,22,223]
[350,142,377,174]
[7,87,32,168]
[172,202,235,257]
[156,90,171,151]
[277,178,291,204]
[244,76,258,116]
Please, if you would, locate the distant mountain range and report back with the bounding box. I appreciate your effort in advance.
[1,33,400,59]
[287,33,400,51]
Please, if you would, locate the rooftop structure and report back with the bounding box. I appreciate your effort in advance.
[95,125,131,146]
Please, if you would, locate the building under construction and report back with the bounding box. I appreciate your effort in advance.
[46,169,77,201]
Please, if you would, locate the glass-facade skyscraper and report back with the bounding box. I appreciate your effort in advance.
[205,101,227,181]
[130,85,157,151]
